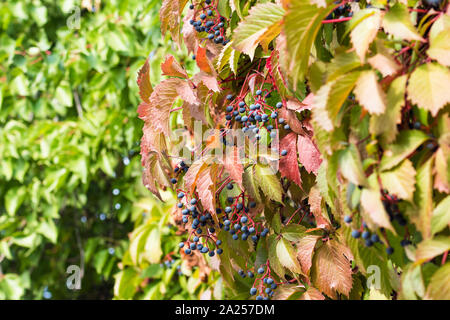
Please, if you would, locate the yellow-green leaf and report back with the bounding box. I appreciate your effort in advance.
[232,3,284,60]
[354,70,386,114]
[407,62,450,116]
[380,159,416,201]
[350,9,382,62]
[382,3,423,41]
[276,238,303,274]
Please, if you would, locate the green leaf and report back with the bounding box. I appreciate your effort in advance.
[232,3,284,60]
[379,130,429,171]
[407,62,450,116]
[427,15,450,67]
[431,196,450,235]
[382,3,423,41]
[284,0,332,89]
[276,238,303,275]
[338,144,368,187]
[254,163,283,203]
[400,264,425,300]
[313,71,361,131]
[268,234,285,278]
[428,29,450,67]
[271,213,282,234]
[216,42,240,74]
[411,157,434,239]
[326,51,362,82]
[114,268,139,299]
[5,186,27,216]
[425,263,450,299]
[282,224,307,242]
[243,165,262,203]
[37,219,58,244]
[143,227,162,264]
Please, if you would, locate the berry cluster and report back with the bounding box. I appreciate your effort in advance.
[237,265,277,300]
[221,194,268,242]
[222,91,289,157]
[189,0,229,47]
[344,216,394,253]
[343,191,414,255]
[177,192,224,257]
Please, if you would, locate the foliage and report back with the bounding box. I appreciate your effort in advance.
[114,190,223,299]
[138,0,450,300]
[0,0,200,299]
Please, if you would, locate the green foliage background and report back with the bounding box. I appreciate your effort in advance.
[0,0,212,299]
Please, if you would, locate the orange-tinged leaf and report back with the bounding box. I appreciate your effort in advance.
[182,10,198,54]
[312,240,353,299]
[360,188,395,233]
[196,46,213,74]
[279,133,302,186]
[308,187,331,229]
[161,55,188,78]
[160,0,188,46]
[296,235,321,275]
[192,71,220,92]
[137,59,153,103]
[299,287,325,300]
[138,78,195,136]
[257,20,283,52]
[415,236,450,264]
[184,159,208,193]
[279,107,306,135]
[354,70,386,115]
[368,53,401,77]
[196,164,219,219]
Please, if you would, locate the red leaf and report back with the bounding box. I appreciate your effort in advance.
[279,133,302,186]
[297,135,322,175]
[161,55,188,78]
[137,59,152,103]
[279,107,306,135]
[223,146,244,190]
[196,46,213,74]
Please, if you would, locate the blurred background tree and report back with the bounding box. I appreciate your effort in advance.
[0,0,214,299]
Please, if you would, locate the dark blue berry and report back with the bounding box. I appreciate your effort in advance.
[351,230,361,239]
